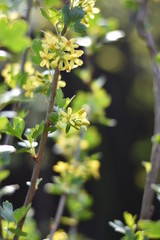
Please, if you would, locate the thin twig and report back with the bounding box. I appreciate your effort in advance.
[49,129,84,239]
[13,68,60,240]
[49,194,67,239]
[137,0,160,219]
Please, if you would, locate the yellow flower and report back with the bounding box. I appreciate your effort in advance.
[87,159,100,179]
[59,37,79,51]
[52,229,68,240]
[40,48,55,69]
[60,107,90,131]
[71,0,100,25]
[41,34,84,72]
[2,61,35,89]
[53,161,70,173]
[42,31,58,50]
[2,63,19,88]
[23,71,43,98]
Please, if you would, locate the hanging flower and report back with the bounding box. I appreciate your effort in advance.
[60,107,90,131]
[41,34,84,72]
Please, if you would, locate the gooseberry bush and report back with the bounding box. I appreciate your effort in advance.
[0,0,115,239]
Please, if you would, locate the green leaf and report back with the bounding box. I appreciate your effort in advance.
[66,123,71,133]
[0,117,8,131]
[0,201,15,223]
[138,220,160,238]
[14,204,30,224]
[62,6,87,34]
[0,169,10,181]
[0,117,25,140]
[0,18,30,53]
[44,183,63,195]
[8,227,27,237]
[47,126,57,133]
[123,212,137,230]
[13,117,25,139]
[30,39,43,64]
[32,121,45,140]
[49,112,59,123]
[56,88,66,108]
[40,7,61,26]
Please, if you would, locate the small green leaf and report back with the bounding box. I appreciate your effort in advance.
[40,7,62,26]
[49,112,59,123]
[32,121,45,140]
[47,126,57,133]
[14,204,30,224]
[123,212,137,230]
[0,201,15,223]
[62,6,87,34]
[8,227,27,237]
[44,183,63,195]
[66,123,71,133]
[30,39,43,64]
[0,117,25,140]
[0,117,8,131]
[13,117,25,139]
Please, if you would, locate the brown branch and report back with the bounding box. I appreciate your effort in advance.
[13,68,60,240]
[137,0,160,219]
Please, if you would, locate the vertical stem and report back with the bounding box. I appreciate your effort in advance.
[49,194,67,240]
[13,68,60,240]
[137,0,160,219]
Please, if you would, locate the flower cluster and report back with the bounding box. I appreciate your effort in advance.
[71,0,100,25]
[40,34,84,72]
[60,107,90,131]
[53,157,100,180]
[54,130,88,158]
[1,62,34,89]
[2,60,66,97]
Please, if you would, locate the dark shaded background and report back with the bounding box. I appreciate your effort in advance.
[2,0,160,239]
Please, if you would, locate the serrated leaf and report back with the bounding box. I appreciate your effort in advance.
[14,204,30,224]
[30,39,43,64]
[0,117,25,140]
[62,6,87,34]
[0,18,30,53]
[0,201,15,223]
[40,7,61,26]
[32,121,45,140]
